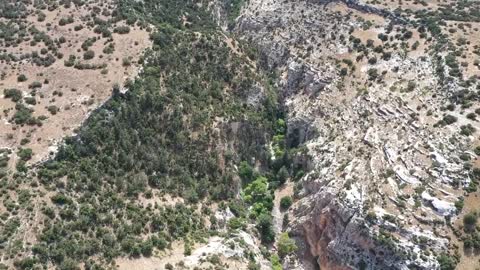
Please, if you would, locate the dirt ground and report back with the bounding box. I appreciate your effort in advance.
[0,0,152,167]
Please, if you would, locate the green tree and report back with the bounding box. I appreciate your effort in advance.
[83,50,95,60]
[244,177,269,204]
[239,161,254,183]
[277,233,297,258]
[270,254,282,270]
[437,254,457,270]
[17,148,33,161]
[280,196,293,210]
[256,213,275,244]
[17,74,27,82]
[464,212,477,228]
[276,166,289,185]
[4,88,22,102]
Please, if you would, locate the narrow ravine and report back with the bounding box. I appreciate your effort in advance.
[272,180,294,235]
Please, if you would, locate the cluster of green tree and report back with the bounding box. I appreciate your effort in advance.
[115,0,216,30]
[9,0,284,268]
[437,253,458,270]
[2,85,45,128]
[436,2,480,23]
[26,202,204,268]
[227,115,295,251]
[461,212,480,252]
[224,0,245,29]
[0,1,28,20]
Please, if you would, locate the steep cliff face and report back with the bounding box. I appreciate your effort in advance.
[220,0,476,269]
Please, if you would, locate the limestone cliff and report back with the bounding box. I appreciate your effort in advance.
[216,0,476,269]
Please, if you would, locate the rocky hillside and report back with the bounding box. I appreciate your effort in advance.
[222,0,480,269]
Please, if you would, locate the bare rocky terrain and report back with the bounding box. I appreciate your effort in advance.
[223,0,480,269]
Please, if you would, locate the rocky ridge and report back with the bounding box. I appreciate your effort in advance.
[220,0,477,269]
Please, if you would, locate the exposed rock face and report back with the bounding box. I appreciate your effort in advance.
[221,0,474,269]
[286,61,330,97]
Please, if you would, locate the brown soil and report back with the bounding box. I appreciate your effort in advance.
[0,1,152,167]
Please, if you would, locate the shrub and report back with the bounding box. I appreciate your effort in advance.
[114,26,131,34]
[122,57,131,66]
[103,44,115,54]
[17,148,33,161]
[4,88,22,102]
[403,31,413,39]
[459,153,471,161]
[16,160,27,172]
[406,81,416,92]
[64,55,76,67]
[280,196,293,210]
[28,81,42,89]
[24,97,36,105]
[51,193,71,205]
[443,115,457,125]
[460,124,476,136]
[277,232,297,258]
[13,103,33,124]
[367,68,378,80]
[464,212,477,227]
[474,146,480,155]
[455,198,464,212]
[378,33,388,42]
[47,105,59,115]
[239,161,254,183]
[13,258,37,270]
[270,254,282,270]
[94,25,111,37]
[83,50,95,60]
[366,211,377,223]
[17,74,27,82]
[437,253,457,270]
[382,51,392,60]
[256,213,275,244]
[467,112,477,120]
[276,166,289,185]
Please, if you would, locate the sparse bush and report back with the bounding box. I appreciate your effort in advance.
[4,88,22,102]
[367,68,378,80]
[442,115,457,125]
[122,57,131,66]
[114,26,131,34]
[464,212,477,227]
[460,124,476,136]
[83,50,95,60]
[17,74,27,82]
[28,81,42,89]
[47,105,59,115]
[474,146,480,155]
[24,97,36,105]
